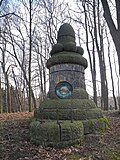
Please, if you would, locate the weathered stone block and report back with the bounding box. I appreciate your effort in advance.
[30,120,84,147]
[82,117,109,134]
[30,121,60,145]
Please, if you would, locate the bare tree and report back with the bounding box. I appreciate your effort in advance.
[28,0,32,112]
[113,49,120,110]
[105,27,118,110]
[81,1,97,105]
[0,0,4,6]
[101,0,120,75]
[0,0,75,112]
[0,22,12,113]
[93,0,108,110]
[75,0,108,109]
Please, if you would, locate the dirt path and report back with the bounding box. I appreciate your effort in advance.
[0,111,120,160]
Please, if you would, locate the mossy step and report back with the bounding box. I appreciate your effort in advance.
[38,99,97,110]
[34,108,103,121]
[30,120,84,147]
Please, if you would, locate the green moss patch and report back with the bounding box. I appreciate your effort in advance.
[34,108,103,121]
[105,148,120,160]
[83,117,109,134]
[34,99,98,120]
[50,43,64,55]
[30,120,84,147]
[76,46,84,55]
[63,42,76,52]
[38,99,97,110]
[30,121,60,146]
[46,52,88,69]
[60,121,84,142]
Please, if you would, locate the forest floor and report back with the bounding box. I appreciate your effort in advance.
[0,111,120,160]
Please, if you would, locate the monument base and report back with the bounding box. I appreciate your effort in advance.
[30,118,108,147]
[30,120,84,148]
[30,99,109,147]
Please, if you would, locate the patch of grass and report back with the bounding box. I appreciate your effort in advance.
[64,154,82,160]
[105,148,120,160]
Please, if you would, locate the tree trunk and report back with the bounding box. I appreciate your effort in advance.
[93,0,108,110]
[106,31,118,110]
[82,2,97,105]
[101,0,120,75]
[28,0,32,112]
[6,76,11,113]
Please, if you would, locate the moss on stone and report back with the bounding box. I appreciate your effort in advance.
[47,89,88,99]
[72,89,88,99]
[57,23,75,39]
[58,35,75,44]
[30,120,84,147]
[30,120,60,146]
[34,99,97,120]
[83,117,108,134]
[76,46,84,55]
[96,117,109,132]
[63,42,76,52]
[50,43,64,56]
[75,109,103,120]
[38,99,97,110]
[34,107,103,121]
[82,119,94,134]
[60,121,84,142]
[46,52,88,69]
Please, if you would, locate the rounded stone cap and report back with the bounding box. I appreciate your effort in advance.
[58,23,75,39]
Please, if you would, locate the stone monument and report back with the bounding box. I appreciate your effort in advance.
[30,23,108,147]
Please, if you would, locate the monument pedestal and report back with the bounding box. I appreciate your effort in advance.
[30,23,108,147]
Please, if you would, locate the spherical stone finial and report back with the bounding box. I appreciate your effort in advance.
[57,23,75,44]
[58,23,75,38]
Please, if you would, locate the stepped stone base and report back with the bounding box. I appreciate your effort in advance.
[30,118,108,147]
[30,99,109,147]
